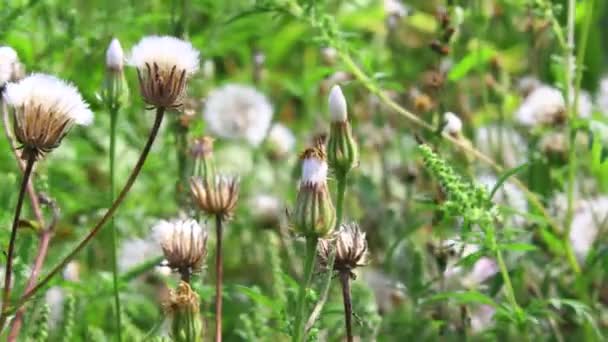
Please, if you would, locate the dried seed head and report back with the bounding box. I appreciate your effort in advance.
[3,74,93,160]
[293,147,335,238]
[153,219,208,275]
[128,36,199,109]
[190,175,240,220]
[106,38,124,72]
[163,281,202,341]
[318,223,368,278]
[189,136,215,160]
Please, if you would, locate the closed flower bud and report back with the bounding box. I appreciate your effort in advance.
[327,85,358,176]
[3,74,93,161]
[106,38,124,72]
[293,147,336,238]
[318,223,368,278]
[190,136,216,180]
[442,112,462,137]
[128,36,199,109]
[163,282,203,342]
[153,219,208,279]
[190,175,239,220]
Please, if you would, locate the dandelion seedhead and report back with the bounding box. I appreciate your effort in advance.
[0,46,23,87]
[265,123,296,160]
[3,73,93,160]
[293,147,336,238]
[442,112,463,137]
[203,84,273,146]
[318,223,368,278]
[418,144,496,225]
[153,219,208,278]
[190,175,240,220]
[129,36,199,109]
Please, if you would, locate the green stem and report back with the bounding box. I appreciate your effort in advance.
[563,0,582,275]
[0,154,35,331]
[109,106,122,341]
[335,175,347,229]
[293,237,318,342]
[4,107,166,318]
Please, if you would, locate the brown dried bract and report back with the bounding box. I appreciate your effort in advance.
[137,62,187,110]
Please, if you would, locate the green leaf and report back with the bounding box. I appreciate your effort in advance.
[489,163,528,200]
[448,46,495,81]
[499,243,538,252]
[235,286,280,312]
[424,290,496,307]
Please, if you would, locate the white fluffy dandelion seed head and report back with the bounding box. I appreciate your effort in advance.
[0,46,19,85]
[106,38,124,71]
[301,155,328,186]
[442,112,462,135]
[3,73,93,125]
[597,76,608,115]
[515,86,565,127]
[568,196,608,261]
[203,84,273,146]
[152,218,208,270]
[575,90,593,118]
[328,85,348,122]
[266,123,296,156]
[128,35,199,76]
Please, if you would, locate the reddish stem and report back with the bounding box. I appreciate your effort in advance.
[339,271,353,342]
[215,215,223,342]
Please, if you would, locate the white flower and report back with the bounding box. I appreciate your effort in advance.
[596,76,608,115]
[266,123,295,158]
[475,125,527,169]
[576,90,593,118]
[0,46,18,85]
[515,86,565,127]
[106,38,124,71]
[328,85,348,122]
[443,239,498,289]
[153,219,208,272]
[203,84,273,146]
[384,0,409,18]
[63,261,80,282]
[442,112,462,136]
[45,286,65,328]
[568,196,608,261]
[461,257,499,288]
[128,35,199,76]
[470,305,496,333]
[516,76,541,96]
[301,154,328,186]
[4,73,93,125]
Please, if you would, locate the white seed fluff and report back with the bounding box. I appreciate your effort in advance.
[3,73,94,125]
[128,35,199,75]
[328,85,348,122]
[266,123,296,156]
[515,85,565,127]
[301,156,328,186]
[153,219,207,261]
[442,112,462,135]
[0,46,18,85]
[106,38,124,70]
[203,84,273,146]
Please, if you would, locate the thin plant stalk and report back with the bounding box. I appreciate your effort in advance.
[215,214,223,342]
[0,154,36,325]
[293,236,318,342]
[1,107,166,322]
[109,105,123,341]
[305,247,336,332]
[339,271,353,342]
[563,0,582,275]
[335,176,346,229]
[8,200,59,341]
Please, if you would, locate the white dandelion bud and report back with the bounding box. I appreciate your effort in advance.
[442,112,462,136]
[106,38,124,72]
[328,85,348,123]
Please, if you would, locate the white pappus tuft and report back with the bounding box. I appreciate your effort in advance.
[4,73,94,125]
[301,155,328,186]
[203,84,273,146]
[0,46,18,85]
[266,123,296,157]
[128,35,199,76]
[442,112,462,136]
[106,38,124,71]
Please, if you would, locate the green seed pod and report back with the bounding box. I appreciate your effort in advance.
[293,147,336,238]
[164,282,203,342]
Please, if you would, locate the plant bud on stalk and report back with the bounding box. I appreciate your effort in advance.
[190,136,216,180]
[190,175,239,221]
[103,38,128,108]
[327,85,358,178]
[293,147,336,238]
[163,282,203,342]
[318,222,368,278]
